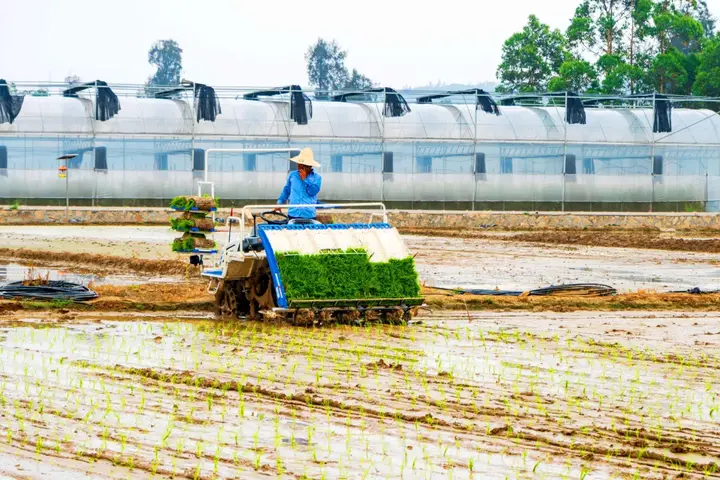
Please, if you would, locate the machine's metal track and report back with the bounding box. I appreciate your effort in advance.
[215,277,419,326]
[262,306,419,326]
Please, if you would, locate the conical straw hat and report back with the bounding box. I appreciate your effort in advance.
[289,148,320,168]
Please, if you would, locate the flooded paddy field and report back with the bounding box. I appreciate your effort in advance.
[1,224,719,478]
[0,311,718,479]
[2,225,719,293]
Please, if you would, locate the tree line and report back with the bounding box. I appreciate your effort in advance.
[496,0,720,97]
[9,38,373,97]
[36,5,720,101]
[141,38,373,95]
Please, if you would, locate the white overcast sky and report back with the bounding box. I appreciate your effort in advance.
[3,0,720,88]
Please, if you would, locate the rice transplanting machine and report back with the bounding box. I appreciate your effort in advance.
[201,203,424,324]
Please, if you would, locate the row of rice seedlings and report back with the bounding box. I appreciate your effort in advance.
[0,315,716,478]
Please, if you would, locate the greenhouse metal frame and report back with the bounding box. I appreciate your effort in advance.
[2,82,720,211]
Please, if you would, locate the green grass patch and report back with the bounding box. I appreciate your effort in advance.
[275,248,421,301]
[20,299,84,310]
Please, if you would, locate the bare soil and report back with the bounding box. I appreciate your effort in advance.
[3,283,720,316]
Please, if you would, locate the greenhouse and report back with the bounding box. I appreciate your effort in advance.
[1,81,720,211]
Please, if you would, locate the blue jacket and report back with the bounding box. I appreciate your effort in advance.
[277,170,322,218]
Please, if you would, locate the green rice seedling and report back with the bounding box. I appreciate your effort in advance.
[276,248,421,301]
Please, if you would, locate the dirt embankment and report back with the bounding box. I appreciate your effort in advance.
[400,227,720,253]
[0,283,212,316]
[3,283,720,316]
[2,240,719,315]
[424,289,720,312]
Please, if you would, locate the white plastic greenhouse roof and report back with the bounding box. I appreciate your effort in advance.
[2,96,720,145]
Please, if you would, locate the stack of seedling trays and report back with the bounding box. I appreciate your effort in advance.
[169,195,218,254]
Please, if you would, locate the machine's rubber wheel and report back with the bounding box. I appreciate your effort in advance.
[293,309,316,326]
[215,281,249,319]
[341,310,362,326]
[247,272,277,321]
[383,308,406,325]
[216,285,239,318]
[317,310,332,326]
[364,310,380,323]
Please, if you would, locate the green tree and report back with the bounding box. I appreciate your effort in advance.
[565,0,657,94]
[561,0,705,94]
[346,69,373,89]
[305,39,373,94]
[693,35,720,96]
[648,48,692,92]
[646,2,704,92]
[652,1,704,55]
[567,0,637,57]
[147,39,183,86]
[677,0,716,37]
[548,59,599,92]
[306,38,347,93]
[496,15,568,92]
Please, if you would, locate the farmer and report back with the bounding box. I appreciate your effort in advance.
[275,148,322,220]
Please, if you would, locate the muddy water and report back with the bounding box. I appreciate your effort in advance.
[0,226,176,260]
[408,235,720,293]
[0,312,717,479]
[3,226,720,293]
[1,225,175,244]
[0,264,176,287]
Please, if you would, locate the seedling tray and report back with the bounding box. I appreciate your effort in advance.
[171,206,217,212]
[175,249,218,254]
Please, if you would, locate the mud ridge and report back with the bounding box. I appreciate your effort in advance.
[77,362,473,432]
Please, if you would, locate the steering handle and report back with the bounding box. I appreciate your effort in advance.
[259,210,289,225]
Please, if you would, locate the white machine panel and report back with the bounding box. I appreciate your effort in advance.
[262,226,410,262]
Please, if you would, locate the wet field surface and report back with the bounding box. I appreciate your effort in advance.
[0,312,718,479]
[2,226,719,293]
[408,235,720,293]
[0,263,175,287]
[1,225,719,478]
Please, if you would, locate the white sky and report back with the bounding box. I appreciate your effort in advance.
[3,0,720,88]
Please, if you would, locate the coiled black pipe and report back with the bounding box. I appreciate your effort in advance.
[434,283,617,297]
[0,281,98,302]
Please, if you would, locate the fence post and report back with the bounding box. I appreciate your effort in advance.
[561,92,568,212]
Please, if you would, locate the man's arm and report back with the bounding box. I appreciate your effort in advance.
[277,173,292,204]
[304,173,322,197]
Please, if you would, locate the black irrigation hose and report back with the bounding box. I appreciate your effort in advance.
[434,283,617,297]
[0,281,98,302]
[670,287,720,295]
